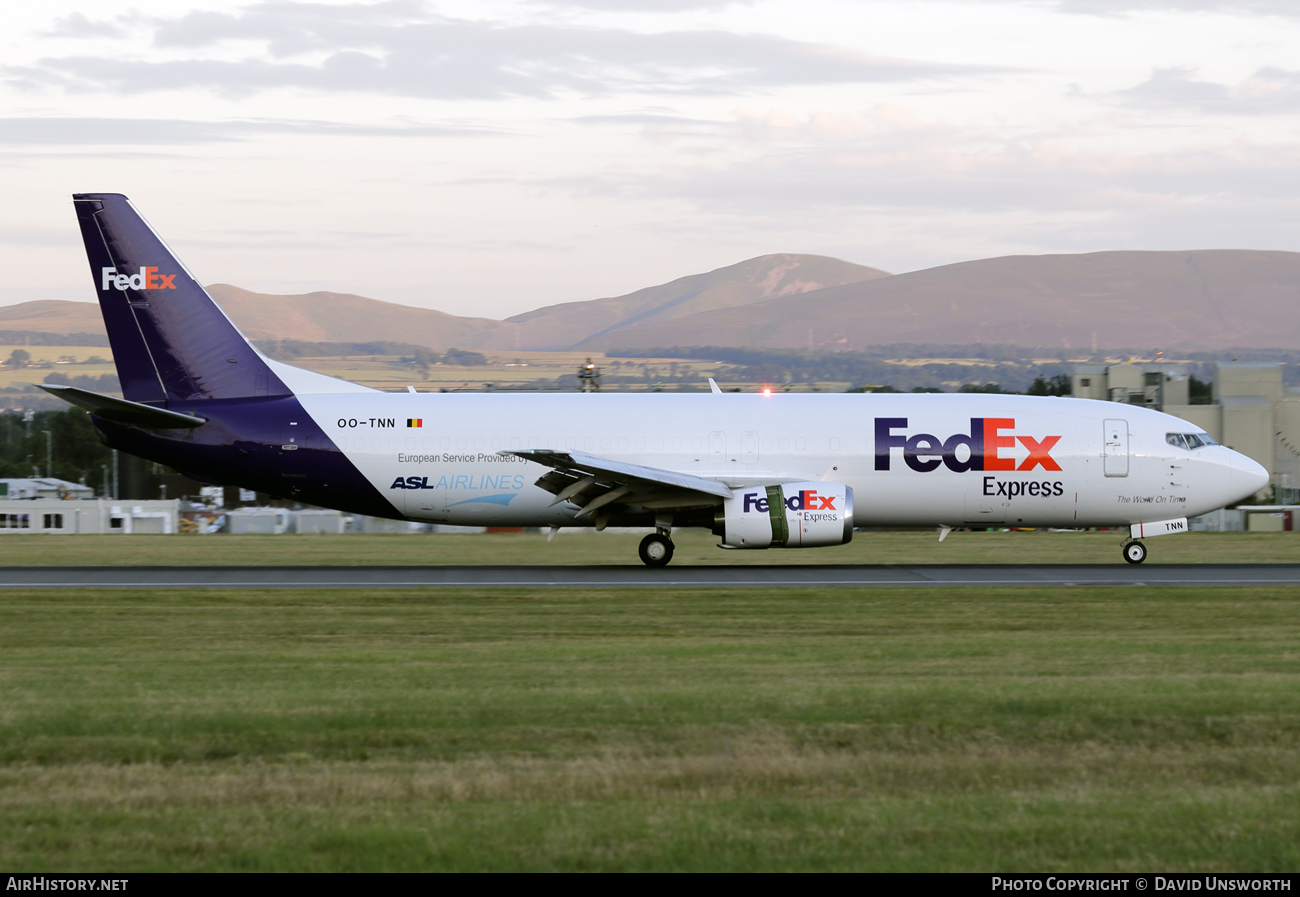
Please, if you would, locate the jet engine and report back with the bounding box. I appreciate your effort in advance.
[715,482,854,549]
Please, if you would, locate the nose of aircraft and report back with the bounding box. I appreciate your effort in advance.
[1226,449,1270,505]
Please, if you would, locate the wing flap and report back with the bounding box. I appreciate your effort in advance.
[503,449,732,512]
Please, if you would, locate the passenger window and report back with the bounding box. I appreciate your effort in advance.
[1166,433,1188,449]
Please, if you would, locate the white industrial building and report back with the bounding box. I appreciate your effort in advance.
[0,499,180,534]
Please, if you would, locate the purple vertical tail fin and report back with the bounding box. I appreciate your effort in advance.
[73,193,290,404]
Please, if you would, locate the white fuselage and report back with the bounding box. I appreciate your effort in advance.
[292,392,1266,529]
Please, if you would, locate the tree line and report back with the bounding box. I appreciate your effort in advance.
[605,347,1079,393]
[0,408,112,486]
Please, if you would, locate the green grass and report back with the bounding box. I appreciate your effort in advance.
[0,585,1298,870]
[0,529,1296,566]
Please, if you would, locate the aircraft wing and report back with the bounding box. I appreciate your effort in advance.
[501,449,731,517]
[39,384,206,429]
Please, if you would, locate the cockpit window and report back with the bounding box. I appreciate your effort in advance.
[1168,432,1217,450]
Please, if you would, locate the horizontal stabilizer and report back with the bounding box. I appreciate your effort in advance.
[39,384,206,429]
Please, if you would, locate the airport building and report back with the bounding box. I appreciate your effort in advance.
[1074,361,1300,502]
[0,499,180,534]
[0,478,95,501]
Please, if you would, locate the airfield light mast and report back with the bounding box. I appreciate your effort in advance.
[578,358,602,393]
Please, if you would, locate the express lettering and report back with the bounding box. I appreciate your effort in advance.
[100,266,177,291]
[742,489,836,513]
[875,418,1061,473]
[983,477,1065,498]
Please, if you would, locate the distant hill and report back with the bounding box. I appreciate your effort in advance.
[204,285,502,348]
[4,254,883,353]
[0,300,106,336]
[4,249,1299,353]
[499,254,888,350]
[215,254,884,350]
[584,250,1300,352]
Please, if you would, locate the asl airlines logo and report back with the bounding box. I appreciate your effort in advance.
[101,266,177,292]
[875,418,1061,473]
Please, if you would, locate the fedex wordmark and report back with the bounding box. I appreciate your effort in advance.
[875,418,1062,472]
[101,266,176,291]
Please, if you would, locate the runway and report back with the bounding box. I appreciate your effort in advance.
[3,564,1300,588]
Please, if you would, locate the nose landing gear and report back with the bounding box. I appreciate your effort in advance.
[1122,540,1147,564]
[639,533,675,567]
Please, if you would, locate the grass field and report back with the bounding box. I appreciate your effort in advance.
[0,584,1298,871]
[0,529,1295,566]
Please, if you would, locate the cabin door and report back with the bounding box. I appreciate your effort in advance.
[1103,419,1129,477]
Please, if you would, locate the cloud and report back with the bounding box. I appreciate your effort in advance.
[0,116,498,146]
[45,12,129,39]
[539,104,1300,222]
[0,226,75,247]
[8,2,1004,100]
[1118,66,1300,114]
[537,131,1300,272]
[1042,0,1300,16]
[524,0,755,8]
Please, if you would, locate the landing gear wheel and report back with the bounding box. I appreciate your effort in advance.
[639,533,674,567]
[1122,541,1147,565]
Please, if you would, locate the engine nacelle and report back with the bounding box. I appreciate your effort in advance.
[717,482,854,549]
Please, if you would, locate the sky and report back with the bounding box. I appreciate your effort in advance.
[2,0,1299,319]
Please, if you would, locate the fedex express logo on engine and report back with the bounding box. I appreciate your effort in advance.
[875,418,1061,472]
[101,266,177,291]
[743,489,836,513]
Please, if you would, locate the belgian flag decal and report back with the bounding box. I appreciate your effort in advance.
[407,419,423,428]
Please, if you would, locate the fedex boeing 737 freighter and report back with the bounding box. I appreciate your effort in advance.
[43,194,1269,565]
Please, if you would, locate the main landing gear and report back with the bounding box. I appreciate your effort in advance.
[1122,540,1147,565]
[639,533,675,567]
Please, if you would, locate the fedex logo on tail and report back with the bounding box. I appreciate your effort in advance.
[875,418,1061,473]
[101,266,177,292]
